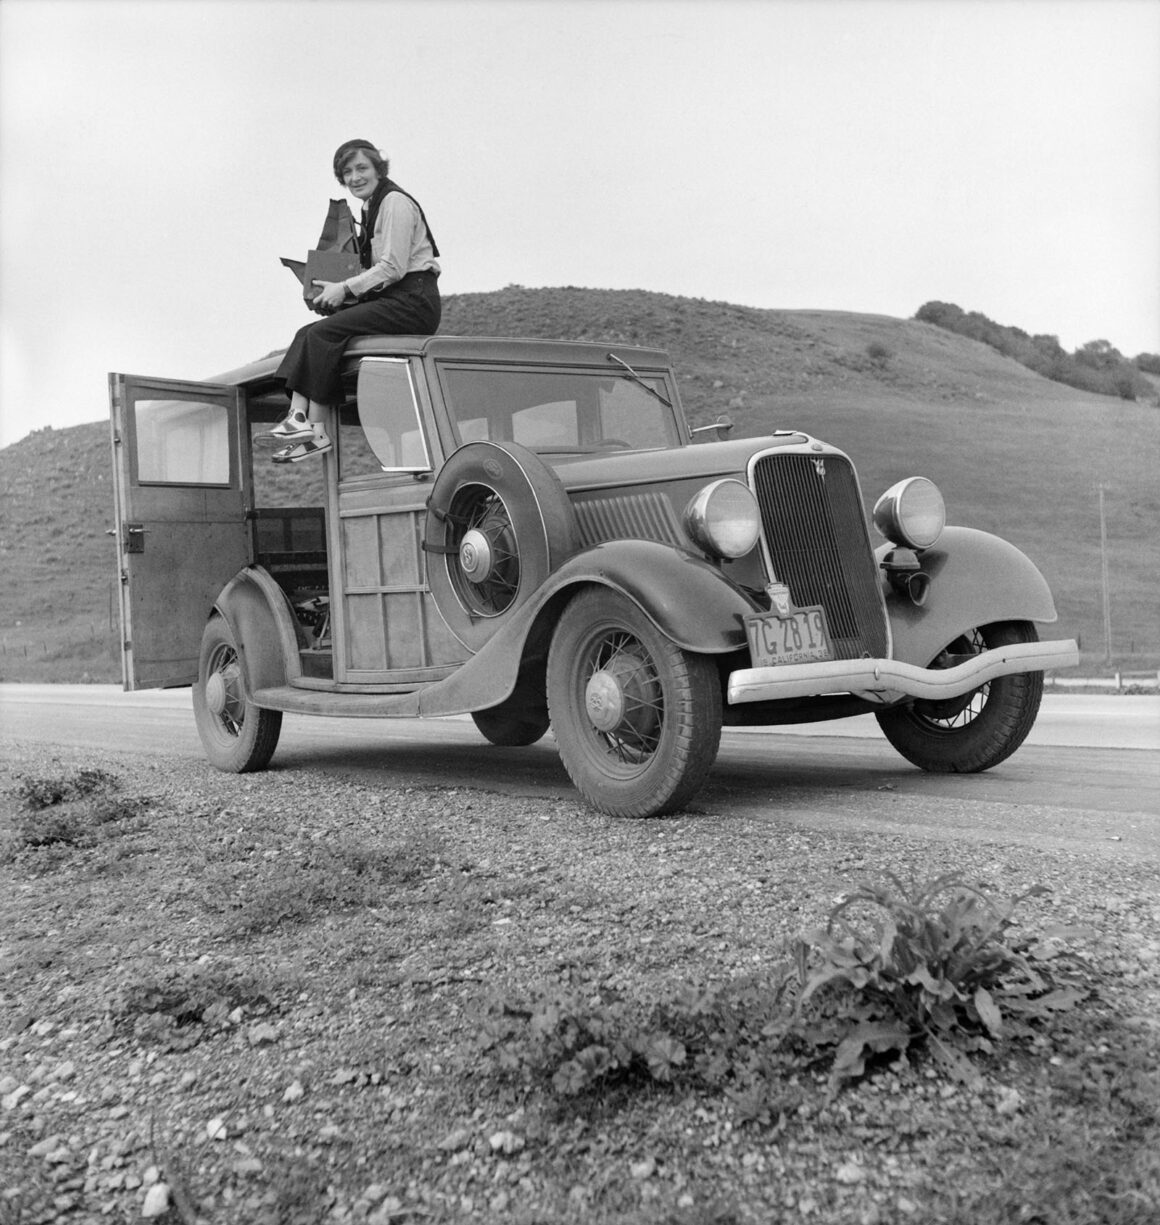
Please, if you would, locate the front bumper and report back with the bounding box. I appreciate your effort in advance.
[727,639,1080,707]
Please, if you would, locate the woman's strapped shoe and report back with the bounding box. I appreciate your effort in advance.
[269,412,314,441]
[272,436,333,464]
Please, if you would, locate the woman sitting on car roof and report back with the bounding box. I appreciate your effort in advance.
[270,139,441,463]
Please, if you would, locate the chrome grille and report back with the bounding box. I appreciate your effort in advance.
[751,453,888,660]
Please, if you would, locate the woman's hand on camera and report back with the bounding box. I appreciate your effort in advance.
[312,280,349,312]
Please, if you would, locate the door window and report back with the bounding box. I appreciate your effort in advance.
[133,398,231,485]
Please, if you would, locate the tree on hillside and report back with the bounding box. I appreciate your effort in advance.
[914,302,1153,402]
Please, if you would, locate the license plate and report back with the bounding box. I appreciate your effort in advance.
[745,605,833,666]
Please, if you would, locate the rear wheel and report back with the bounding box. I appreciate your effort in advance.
[875,621,1043,773]
[547,588,722,817]
[471,706,551,747]
[193,617,282,772]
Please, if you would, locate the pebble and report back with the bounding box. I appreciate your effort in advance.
[248,1022,279,1046]
[141,1182,170,1217]
[1,1086,30,1111]
[488,1130,524,1155]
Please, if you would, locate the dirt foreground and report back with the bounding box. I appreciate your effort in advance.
[2,737,1158,1225]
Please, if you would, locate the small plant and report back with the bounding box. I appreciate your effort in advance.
[866,340,893,367]
[478,973,796,1115]
[786,871,1090,1086]
[107,961,280,1050]
[3,766,148,859]
[207,837,440,934]
[481,872,1093,1112]
[15,765,117,810]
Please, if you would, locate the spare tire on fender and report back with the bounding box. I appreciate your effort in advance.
[424,441,577,651]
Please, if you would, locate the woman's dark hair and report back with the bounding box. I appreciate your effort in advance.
[332,139,390,183]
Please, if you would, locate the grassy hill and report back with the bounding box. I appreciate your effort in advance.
[2,286,1156,683]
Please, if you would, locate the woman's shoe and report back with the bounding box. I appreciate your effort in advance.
[272,436,333,464]
[269,411,313,441]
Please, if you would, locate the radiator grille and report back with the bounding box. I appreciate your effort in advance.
[751,453,888,660]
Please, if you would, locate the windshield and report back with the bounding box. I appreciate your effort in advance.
[439,366,681,453]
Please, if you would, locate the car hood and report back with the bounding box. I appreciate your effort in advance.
[545,432,813,493]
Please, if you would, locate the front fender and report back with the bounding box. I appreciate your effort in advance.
[213,566,302,694]
[414,540,757,717]
[882,526,1059,668]
[548,539,757,653]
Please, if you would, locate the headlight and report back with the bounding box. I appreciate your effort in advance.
[684,479,760,558]
[873,477,945,549]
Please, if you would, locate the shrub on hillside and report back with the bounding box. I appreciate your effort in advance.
[914,302,1152,401]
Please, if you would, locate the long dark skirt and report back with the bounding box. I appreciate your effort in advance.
[275,269,441,405]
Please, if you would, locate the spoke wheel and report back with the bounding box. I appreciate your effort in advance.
[875,621,1043,773]
[446,484,521,617]
[425,441,576,651]
[193,617,282,772]
[548,588,722,817]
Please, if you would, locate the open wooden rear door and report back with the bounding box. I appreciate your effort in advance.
[109,373,250,689]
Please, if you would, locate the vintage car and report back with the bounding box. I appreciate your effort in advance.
[108,335,1078,818]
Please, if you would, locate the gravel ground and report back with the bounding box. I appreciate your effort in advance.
[1,737,1158,1225]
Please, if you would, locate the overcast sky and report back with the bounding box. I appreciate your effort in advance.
[1,0,1157,449]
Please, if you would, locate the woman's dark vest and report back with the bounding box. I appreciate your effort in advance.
[358,179,440,268]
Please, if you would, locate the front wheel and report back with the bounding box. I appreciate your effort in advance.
[547,588,722,818]
[193,616,282,772]
[875,621,1043,773]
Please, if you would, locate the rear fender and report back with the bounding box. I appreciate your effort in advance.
[882,526,1059,667]
[212,567,302,694]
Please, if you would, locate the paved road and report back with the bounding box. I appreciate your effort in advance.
[3,686,1157,857]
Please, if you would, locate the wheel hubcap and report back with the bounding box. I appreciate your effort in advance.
[205,670,228,716]
[585,670,626,732]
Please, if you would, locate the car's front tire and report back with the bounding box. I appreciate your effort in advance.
[547,588,722,817]
[193,616,282,772]
[875,620,1043,773]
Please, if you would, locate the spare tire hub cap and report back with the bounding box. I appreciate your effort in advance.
[459,528,493,582]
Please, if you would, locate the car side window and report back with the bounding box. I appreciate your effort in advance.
[348,359,431,478]
[133,398,231,485]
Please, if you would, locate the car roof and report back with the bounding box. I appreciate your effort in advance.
[211,334,675,391]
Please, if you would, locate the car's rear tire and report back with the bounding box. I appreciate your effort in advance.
[471,707,551,747]
[875,621,1043,773]
[547,588,722,817]
[193,616,282,772]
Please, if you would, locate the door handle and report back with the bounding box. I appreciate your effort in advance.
[122,523,149,554]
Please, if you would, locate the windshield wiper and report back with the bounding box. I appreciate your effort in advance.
[606,353,672,408]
